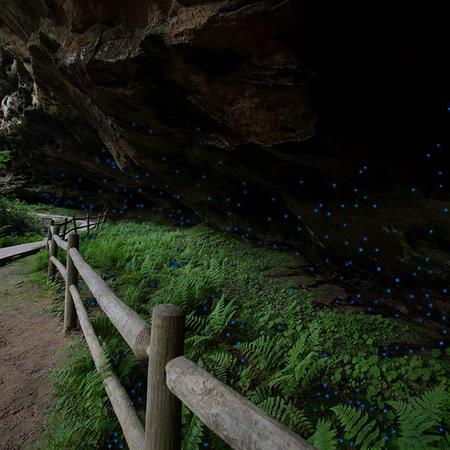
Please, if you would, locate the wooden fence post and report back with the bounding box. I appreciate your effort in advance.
[46,219,55,250]
[47,225,60,282]
[64,233,79,333]
[62,218,68,239]
[72,216,78,234]
[145,304,185,450]
[101,208,107,228]
[87,214,90,235]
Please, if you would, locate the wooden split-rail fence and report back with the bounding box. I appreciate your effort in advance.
[46,218,316,450]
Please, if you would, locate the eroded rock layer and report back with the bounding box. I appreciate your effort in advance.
[0,0,449,329]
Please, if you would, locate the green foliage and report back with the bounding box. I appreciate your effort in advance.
[269,329,326,396]
[0,150,11,170]
[0,231,42,248]
[309,419,338,450]
[388,385,449,450]
[182,411,205,450]
[256,395,313,436]
[39,340,117,450]
[331,405,382,449]
[37,220,449,449]
[186,297,237,360]
[0,196,40,240]
[25,202,82,216]
[200,351,236,382]
[309,386,450,450]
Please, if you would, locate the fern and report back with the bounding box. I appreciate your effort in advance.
[205,296,236,336]
[186,297,236,359]
[331,405,382,450]
[437,433,450,450]
[269,331,325,396]
[182,412,204,450]
[388,385,448,450]
[186,312,208,332]
[309,419,338,450]
[39,220,449,450]
[92,315,120,343]
[204,351,236,382]
[240,335,286,372]
[257,396,313,436]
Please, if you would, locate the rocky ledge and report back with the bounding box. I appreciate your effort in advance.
[0,0,449,330]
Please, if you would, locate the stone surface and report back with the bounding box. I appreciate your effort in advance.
[0,1,449,324]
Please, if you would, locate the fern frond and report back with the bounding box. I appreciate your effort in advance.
[206,297,236,336]
[389,385,448,450]
[309,419,338,450]
[91,315,120,343]
[204,351,236,382]
[257,396,313,436]
[268,331,325,396]
[240,335,285,372]
[182,413,204,450]
[186,312,208,332]
[331,404,380,450]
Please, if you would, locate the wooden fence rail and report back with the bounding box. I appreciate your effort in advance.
[46,220,316,450]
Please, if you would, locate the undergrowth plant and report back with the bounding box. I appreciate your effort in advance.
[0,196,41,245]
[36,221,449,450]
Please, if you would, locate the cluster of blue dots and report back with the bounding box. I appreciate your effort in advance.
[105,431,125,449]
[44,137,450,350]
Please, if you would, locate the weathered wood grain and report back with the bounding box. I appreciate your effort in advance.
[47,225,60,282]
[64,233,79,332]
[53,234,68,251]
[69,247,151,359]
[70,285,145,450]
[50,256,66,280]
[0,240,46,264]
[166,357,317,450]
[145,304,185,450]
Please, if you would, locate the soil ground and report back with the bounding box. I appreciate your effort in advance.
[0,256,68,450]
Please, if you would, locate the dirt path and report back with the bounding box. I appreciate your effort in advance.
[0,256,68,450]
